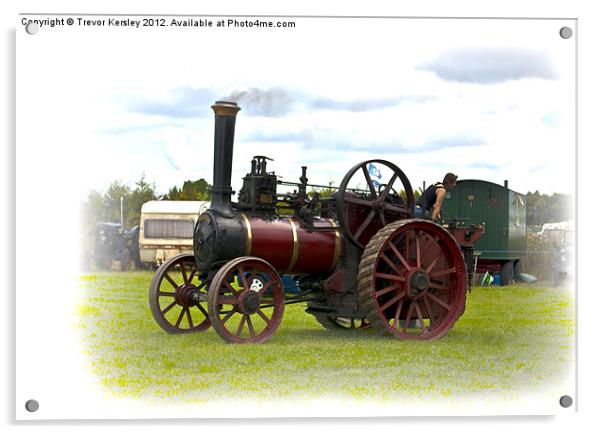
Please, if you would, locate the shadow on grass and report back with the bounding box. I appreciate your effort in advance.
[132,319,532,348]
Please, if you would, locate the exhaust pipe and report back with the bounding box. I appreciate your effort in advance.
[210,101,240,216]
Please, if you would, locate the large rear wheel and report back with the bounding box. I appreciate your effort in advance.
[358,219,467,340]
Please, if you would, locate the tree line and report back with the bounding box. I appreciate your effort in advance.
[524,191,571,227]
[80,174,212,234]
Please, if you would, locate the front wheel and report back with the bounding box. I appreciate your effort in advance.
[207,257,285,344]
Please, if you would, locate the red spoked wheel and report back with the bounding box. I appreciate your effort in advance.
[358,219,467,340]
[149,253,211,334]
[207,257,285,344]
[336,159,415,248]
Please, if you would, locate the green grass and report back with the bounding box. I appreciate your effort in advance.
[77,272,574,403]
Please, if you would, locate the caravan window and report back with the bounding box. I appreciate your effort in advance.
[144,219,194,239]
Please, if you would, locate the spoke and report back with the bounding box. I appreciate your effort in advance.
[415,230,422,268]
[235,315,246,337]
[379,290,407,312]
[388,241,411,271]
[426,292,451,311]
[430,267,456,279]
[163,273,179,290]
[246,315,256,337]
[180,265,188,283]
[238,267,250,291]
[379,173,398,200]
[420,236,438,270]
[430,281,449,291]
[345,196,374,207]
[157,291,175,297]
[384,203,412,215]
[224,280,240,296]
[248,268,257,289]
[161,300,177,315]
[422,297,435,329]
[221,309,236,325]
[185,265,197,284]
[378,210,387,226]
[354,209,375,240]
[257,278,274,297]
[374,272,405,283]
[375,283,399,297]
[380,253,402,275]
[175,307,186,328]
[256,308,271,324]
[185,306,193,328]
[425,255,440,273]
[415,301,425,333]
[361,165,377,198]
[195,303,208,317]
[402,301,416,333]
[392,299,404,329]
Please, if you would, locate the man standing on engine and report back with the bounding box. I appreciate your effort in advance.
[415,173,458,221]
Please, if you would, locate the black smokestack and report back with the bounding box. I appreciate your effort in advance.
[210,101,240,216]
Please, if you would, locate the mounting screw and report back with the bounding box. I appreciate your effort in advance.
[559,26,573,39]
[559,395,573,408]
[25,399,39,412]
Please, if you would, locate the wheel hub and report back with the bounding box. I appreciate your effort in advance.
[240,291,261,314]
[408,270,430,297]
[175,284,197,307]
[373,198,384,210]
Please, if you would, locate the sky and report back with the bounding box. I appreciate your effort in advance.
[18,17,576,198]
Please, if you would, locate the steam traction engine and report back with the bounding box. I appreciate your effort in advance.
[149,101,484,343]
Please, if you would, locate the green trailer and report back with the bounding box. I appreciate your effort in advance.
[443,179,526,286]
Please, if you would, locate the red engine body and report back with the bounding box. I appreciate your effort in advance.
[240,214,341,275]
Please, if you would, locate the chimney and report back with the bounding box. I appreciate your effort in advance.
[504,180,508,189]
[210,101,240,216]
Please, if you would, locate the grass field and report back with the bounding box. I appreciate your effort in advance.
[77,271,574,403]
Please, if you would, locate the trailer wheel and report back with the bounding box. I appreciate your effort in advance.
[149,253,211,334]
[358,219,467,340]
[513,259,522,277]
[312,314,370,331]
[207,257,284,344]
[500,261,514,286]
